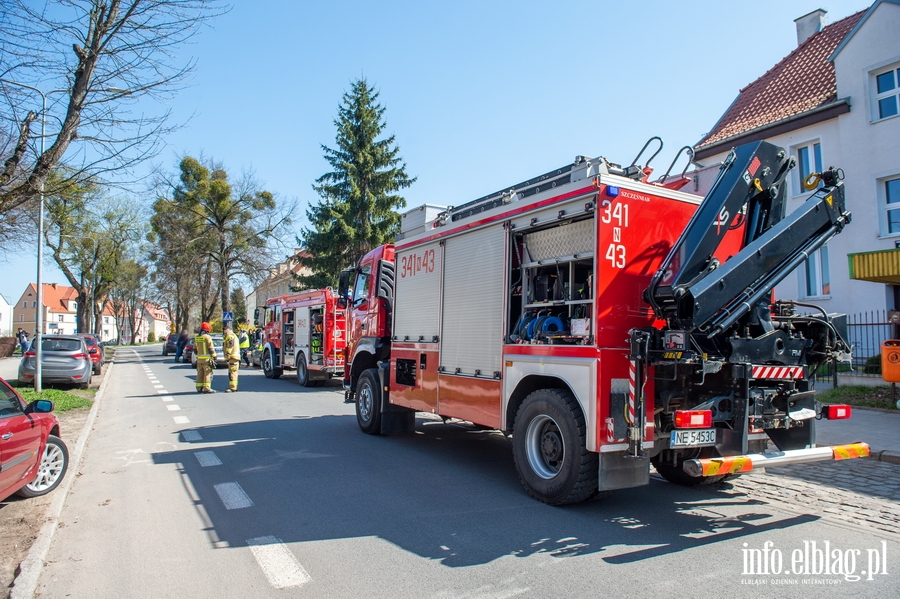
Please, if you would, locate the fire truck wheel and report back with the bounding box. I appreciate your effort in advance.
[297,354,311,387]
[512,389,598,505]
[356,369,382,435]
[650,447,728,486]
[263,349,282,379]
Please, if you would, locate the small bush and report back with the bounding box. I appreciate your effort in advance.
[864,354,882,375]
[147,332,156,343]
[0,336,16,357]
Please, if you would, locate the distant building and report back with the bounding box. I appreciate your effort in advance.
[0,294,12,337]
[249,249,313,323]
[693,2,900,317]
[11,282,120,340]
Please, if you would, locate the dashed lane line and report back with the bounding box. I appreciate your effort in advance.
[182,430,202,442]
[173,416,190,424]
[195,451,222,467]
[247,536,311,589]
[214,482,254,509]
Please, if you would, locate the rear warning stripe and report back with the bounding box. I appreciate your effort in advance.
[751,365,804,379]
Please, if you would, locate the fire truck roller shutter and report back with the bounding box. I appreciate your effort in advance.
[394,241,443,342]
[441,225,505,376]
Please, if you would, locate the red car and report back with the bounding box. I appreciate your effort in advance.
[76,333,104,375]
[0,378,68,501]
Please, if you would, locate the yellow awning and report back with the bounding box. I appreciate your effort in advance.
[848,248,900,284]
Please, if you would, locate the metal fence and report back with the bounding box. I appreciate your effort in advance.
[811,309,894,381]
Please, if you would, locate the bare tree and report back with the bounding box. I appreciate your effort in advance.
[0,0,227,220]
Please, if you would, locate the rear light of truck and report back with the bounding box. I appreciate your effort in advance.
[821,404,852,420]
[674,410,712,428]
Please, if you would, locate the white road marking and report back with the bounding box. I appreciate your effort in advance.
[166,405,181,411]
[161,396,174,402]
[157,389,168,394]
[194,451,222,467]
[182,430,202,442]
[214,482,253,510]
[173,416,190,424]
[153,384,164,389]
[246,536,310,589]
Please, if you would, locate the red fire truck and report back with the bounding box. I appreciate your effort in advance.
[257,289,346,386]
[338,139,868,505]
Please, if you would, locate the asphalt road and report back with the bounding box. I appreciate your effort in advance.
[31,346,900,598]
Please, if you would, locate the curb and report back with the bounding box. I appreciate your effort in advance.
[868,449,900,466]
[9,355,116,599]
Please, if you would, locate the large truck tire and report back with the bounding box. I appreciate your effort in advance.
[263,349,282,379]
[651,447,728,486]
[512,388,598,505]
[297,354,311,387]
[356,369,382,435]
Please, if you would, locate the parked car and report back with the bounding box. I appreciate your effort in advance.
[75,333,104,375]
[18,335,93,389]
[191,334,227,368]
[181,337,194,364]
[0,378,69,501]
[162,333,178,356]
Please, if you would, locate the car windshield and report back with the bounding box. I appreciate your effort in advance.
[81,337,97,347]
[41,338,81,352]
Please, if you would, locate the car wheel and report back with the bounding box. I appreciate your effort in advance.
[512,388,598,505]
[93,363,102,375]
[356,369,382,435]
[16,435,69,498]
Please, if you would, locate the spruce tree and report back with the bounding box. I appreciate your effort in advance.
[297,79,415,288]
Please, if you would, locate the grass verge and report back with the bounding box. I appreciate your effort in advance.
[8,380,94,412]
[817,384,900,410]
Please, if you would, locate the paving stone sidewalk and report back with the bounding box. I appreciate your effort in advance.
[700,459,900,536]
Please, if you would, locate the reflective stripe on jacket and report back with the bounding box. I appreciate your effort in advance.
[195,333,214,359]
[223,332,240,360]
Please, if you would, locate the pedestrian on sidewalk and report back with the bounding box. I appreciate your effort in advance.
[194,322,216,394]
[223,324,240,392]
[17,328,29,354]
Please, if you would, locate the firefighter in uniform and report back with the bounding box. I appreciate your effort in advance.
[195,322,216,394]
[223,324,241,392]
[238,328,251,367]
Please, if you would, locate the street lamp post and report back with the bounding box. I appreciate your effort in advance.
[0,79,68,392]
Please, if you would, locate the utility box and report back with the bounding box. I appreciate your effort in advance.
[881,340,900,383]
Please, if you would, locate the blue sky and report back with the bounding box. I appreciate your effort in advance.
[1,0,872,306]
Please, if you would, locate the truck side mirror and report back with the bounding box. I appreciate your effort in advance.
[338,269,352,298]
[253,308,260,326]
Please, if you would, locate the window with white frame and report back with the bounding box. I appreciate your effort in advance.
[22,301,26,308]
[884,177,900,236]
[874,64,900,121]
[793,141,822,195]
[31,301,35,308]
[800,246,830,298]
[58,314,63,322]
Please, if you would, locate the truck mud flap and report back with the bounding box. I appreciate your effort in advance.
[377,363,415,434]
[599,451,650,491]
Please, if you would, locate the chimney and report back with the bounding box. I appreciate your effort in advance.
[795,9,827,46]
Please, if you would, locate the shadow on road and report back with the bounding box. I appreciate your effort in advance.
[151,413,818,568]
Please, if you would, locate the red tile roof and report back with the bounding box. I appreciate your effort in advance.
[697,10,865,150]
[40,283,78,314]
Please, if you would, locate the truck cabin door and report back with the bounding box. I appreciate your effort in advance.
[349,265,372,340]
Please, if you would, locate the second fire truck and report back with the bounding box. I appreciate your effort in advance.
[257,288,346,386]
[339,139,869,505]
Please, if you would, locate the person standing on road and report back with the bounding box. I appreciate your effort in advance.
[223,324,240,392]
[174,329,189,363]
[194,322,216,394]
[238,328,251,367]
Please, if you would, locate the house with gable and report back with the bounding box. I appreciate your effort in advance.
[693,1,900,323]
[12,282,120,340]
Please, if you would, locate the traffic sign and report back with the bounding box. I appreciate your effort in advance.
[223,311,234,321]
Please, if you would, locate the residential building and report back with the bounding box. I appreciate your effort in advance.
[11,282,120,340]
[116,301,171,343]
[693,1,900,319]
[0,295,12,337]
[249,249,313,322]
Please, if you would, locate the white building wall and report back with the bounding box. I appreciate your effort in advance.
[0,295,12,337]
[832,1,900,313]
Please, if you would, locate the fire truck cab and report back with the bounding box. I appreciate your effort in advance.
[258,289,346,387]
